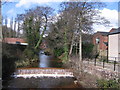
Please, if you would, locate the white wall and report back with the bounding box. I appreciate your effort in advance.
[118,34,120,61]
[108,34,119,61]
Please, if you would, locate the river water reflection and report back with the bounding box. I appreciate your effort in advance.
[3,51,76,88]
[39,51,62,68]
[39,52,51,67]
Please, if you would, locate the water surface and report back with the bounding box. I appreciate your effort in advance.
[3,51,76,88]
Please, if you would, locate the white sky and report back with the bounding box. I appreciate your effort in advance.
[93,8,118,32]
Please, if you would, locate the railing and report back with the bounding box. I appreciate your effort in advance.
[108,57,120,63]
[83,57,120,72]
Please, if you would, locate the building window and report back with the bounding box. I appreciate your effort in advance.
[96,38,100,44]
[103,42,108,46]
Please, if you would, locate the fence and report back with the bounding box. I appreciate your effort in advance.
[84,57,120,72]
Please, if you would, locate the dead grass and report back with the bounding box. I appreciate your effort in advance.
[74,71,99,88]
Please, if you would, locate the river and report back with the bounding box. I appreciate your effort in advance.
[2,51,78,88]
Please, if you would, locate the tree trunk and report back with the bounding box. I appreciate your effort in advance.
[35,15,47,49]
[35,28,46,49]
[79,31,82,62]
[10,18,13,37]
[14,20,16,37]
[69,33,74,57]
[4,17,8,38]
[79,30,83,73]
[64,27,68,62]
[17,21,20,37]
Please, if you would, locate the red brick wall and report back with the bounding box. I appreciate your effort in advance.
[93,33,108,50]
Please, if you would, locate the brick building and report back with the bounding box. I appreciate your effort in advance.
[93,28,118,57]
[93,31,109,57]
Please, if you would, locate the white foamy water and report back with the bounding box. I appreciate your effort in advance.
[13,73,74,78]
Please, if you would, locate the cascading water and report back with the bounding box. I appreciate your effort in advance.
[14,68,74,78]
[3,51,78,88]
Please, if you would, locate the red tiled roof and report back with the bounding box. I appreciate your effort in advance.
[3,38,26,44]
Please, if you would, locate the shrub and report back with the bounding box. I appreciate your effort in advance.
[97,79,120,88]
[23,48,35,59]
[53,47,64,57]
[82,43,94,59]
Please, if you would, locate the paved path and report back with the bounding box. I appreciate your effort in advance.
[83,60,120,72]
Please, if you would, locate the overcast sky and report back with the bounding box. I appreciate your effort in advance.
[2,0,120,32]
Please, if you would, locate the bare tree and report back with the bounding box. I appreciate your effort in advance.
[59,2,110,73]
[17,6,54,50]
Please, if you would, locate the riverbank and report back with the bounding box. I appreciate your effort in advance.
[73,61,120,88]
[15,58,39,68]
[74,72,98,88]
[76,72,119,88]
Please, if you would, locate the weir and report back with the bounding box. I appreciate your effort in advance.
[13,68,74,78]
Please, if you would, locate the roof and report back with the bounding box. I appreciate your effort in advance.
[3,38,27,45]
[94,27,120,36]
[95,31,109,36]
[109,27,120,35]
[109,28,117,32]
